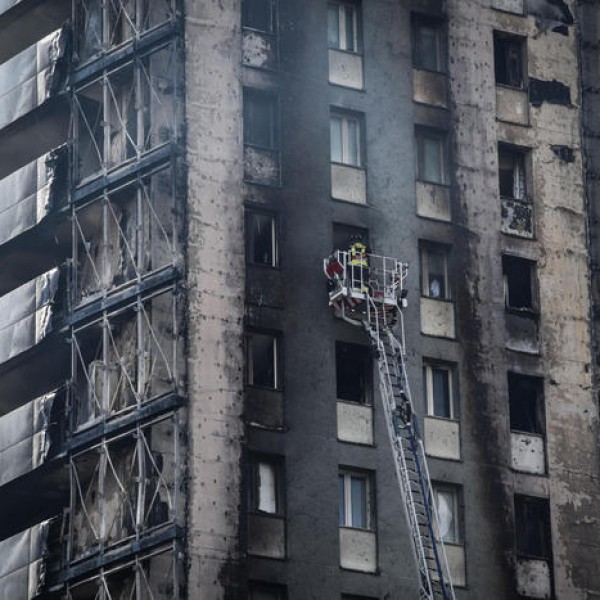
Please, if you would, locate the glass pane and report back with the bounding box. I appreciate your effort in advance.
[432,368,451,418]
[346,119,359,166]
[427,251,446,298]
[245,95,274,148]
[436,490,456,543]
[330,117,343,163]
[328,5,340,48]
[423,136,443,184]
[338,475,346,525]
[250,334,276,388]
[344,6,355,51]
[350,476,367,528]
[249,213,274,266]
[243,0,272,32]
[416,25,437,71]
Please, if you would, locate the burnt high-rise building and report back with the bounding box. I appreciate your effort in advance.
[0,1,599,599]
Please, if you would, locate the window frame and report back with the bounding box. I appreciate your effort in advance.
[415,127,449,185]
[423,361,456,420]
[420,244,451,300]
[245,208,278,268]
[508,372,545,436]
[330,110,364,168]
[494,31,527,90]
[328,1,361,54]
[248,454,285,517]
[498,143,530,202]
[411,14,447,73]
[514,495,552,561]
[246,330,281,390]
[242,0,277,35]
[338,469,373,530]
[243,89,279,151]
[502,255,538,313]
[432,484,461,545]
[335,341,372,405]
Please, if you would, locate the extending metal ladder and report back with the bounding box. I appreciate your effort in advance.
[324,250,456,599]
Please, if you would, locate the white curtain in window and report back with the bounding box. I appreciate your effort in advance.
[258,462,277,513]
[513,159,525,200]
[436,490,455,543]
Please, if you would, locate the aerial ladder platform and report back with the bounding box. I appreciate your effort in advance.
[324,248,456,600]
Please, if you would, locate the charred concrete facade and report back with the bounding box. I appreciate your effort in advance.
[0,1,600,600]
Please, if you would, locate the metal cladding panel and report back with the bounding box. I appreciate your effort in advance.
[0,268,59,364]
[0,520,51,600]
[0,146,66,247]
[0,27,67,132]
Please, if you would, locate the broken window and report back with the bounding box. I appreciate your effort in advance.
[328,1,361,53]
[421,244,450,300]
[433,484,461,544]
[499,144,528,201]
[330,111,363,167]
[415,127,448,185]
[243,0,276,33]
[332,224,369,254]
[245,209,277,267]
[412,15,447,72]
[244,90,279,150]
[336,342,371,403]
[338,469,373,529]
[508,373,545,435]
[494,32,526,88]
[247,331,280,389]
[248,455,284,515]
[423,362,456,419]
[249,582,287,600]
[514,495,551,560]
[502,255,537,311]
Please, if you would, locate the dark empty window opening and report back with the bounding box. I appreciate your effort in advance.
[503,256,536,311]
[244,90,278,150]
[243,0,276,33]
[249,582,287,600]
[515,495,552,560]
[412,15,447,73]
[499,145,527,201]
[336,342,370,403]
[246,210,277,267]
[509,373,545,435]
[494,33,525,88]
[332,224,369,255]
[247,332,279,389]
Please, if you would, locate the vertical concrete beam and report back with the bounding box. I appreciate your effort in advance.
[184,1,245,597]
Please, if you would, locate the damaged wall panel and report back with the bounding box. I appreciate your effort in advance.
[0,145,67,247]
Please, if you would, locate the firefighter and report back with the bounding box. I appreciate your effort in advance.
[347,235,369,294]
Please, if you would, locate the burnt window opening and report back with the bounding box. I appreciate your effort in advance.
[412,15,447,73]
[332,224,369,254]
[494,32,526,88]
[514,495,552,560]
[243,0,276,33]
[245,210,277,267]
[247,332,280,389]
[249,582,287,600]
[509,373,545,435]
[421,244,450,300]
[336,342,371,403]
[244,90,279,150]
[415,127,449,185]
[423,361,456,419]
[503,255,537,311]
[499,145,528,201]
[248,455,284,516]
[328,1,361,53]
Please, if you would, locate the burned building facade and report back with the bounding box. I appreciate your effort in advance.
[0,0,599,599]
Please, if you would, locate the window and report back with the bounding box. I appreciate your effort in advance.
[412,15,447,72]
[499,145,528,201]
[423,362,455,419]
[244,90,278,150]
[248,455,284,515]
[415,128,448,184]
[247,332,280,389]
[509,373,544,435]
[502,256,536,311]
[330,112,363,167]
[338,470,372,529]
[328,1,360,53]
[433,484,460,544]
[245,210,277,267]
[494,32,526,88]
[336,342,371,403]
[421,245,450,300]
[332,224,369,255]
[243,0,276,33]
[514,495,551,560]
